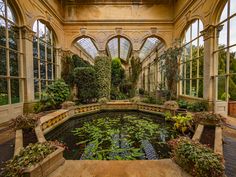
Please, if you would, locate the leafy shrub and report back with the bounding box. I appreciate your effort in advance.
[111,58,125,88]
[34,80,70,112]
[94,56,111,99]
[194,112,225,125]
[74,67,97,103]
[169,137,224,177]
[172,113,193,134]
[139,88,145,95]
[142,96,164,105]
[177,99,188,109]
[2,142,56,177]
[187,100,208,112]
[12,114,38,130]
[110,87,127,100]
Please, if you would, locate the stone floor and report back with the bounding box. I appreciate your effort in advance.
[48,160,191,177]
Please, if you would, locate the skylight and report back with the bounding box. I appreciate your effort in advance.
[77,37,98,59]
[139,37,159,61]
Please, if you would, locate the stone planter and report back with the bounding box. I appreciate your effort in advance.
[23,147,65,177]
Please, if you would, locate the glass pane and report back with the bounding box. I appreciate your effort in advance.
[46,27,52,44]
[191,79,197,97]
[139,37,159,60]
[41,80,46,91]
[198,79,203,98]
[217,76,227,100]
[38,21,45,40]
[34,58,38,78]
[33,37,38,58]
[8,23,18,50]
[47,46,52,62]
[181,79,185,95]
[48,63,52,80]
[199,20,203,32]
[186,61,190,79]
[77,37,98,59]
[229,74,236,100]
[230,0,236,16]
[199,37,204,56]
[53,64,56,79]
[218,49,227,75]
[199,57,204,77]
[120,37,131,60]
[0,0,5,17]
[0,47,6,75]
[185,27,191,43]
[191,20,198,40]
[230,46,236,74]
[220,2,228,22]
[192,39,198,59]
[11,79,19,104]
[0,17,6,46]
[33,21,37,33]
[218,22,228,47]
[230,16,236,45]
[186,79,190,95]
[7,6,15,22]
[181,63,185,79]
[40,61,46,79]
[40,41,45,60]
[34,79,39,100]
[0,78,8,105]
[192,59,197,78]
[107,37,118,59]
[10,50,18,76]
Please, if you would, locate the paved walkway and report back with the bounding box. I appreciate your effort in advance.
[49,160,191,177]
[223,116,236,177]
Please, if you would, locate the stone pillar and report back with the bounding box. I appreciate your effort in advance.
[21,26,36,112]
[201,25,216,110]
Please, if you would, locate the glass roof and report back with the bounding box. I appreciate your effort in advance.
[77,37,98,59]
[139,37,159,61]
[107,37,131,60]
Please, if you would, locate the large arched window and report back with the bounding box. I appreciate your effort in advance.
[215,0,236,101]
[180,19,204,97]
[139,37,160,61]
[33,20,57,99]
[107,36,131,61]
[0,0,22,105]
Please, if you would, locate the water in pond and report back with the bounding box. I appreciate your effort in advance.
[45,111,179,160]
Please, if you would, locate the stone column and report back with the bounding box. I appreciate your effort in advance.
[201,25,216,110]
[21,26,35,112]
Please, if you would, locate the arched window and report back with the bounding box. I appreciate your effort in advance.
[0,0,22,105]
[107,36,131,61]
[139,37,160,61]
[76,37,98,59]
[215,0,236,101]
[180,19,204,97]
[33,20,57,99]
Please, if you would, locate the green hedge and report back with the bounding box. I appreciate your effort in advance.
[94,55,111,99]
[169,137,224,177]
[74,67,97,103]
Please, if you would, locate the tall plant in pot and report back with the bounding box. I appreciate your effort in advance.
[159,47,182,100]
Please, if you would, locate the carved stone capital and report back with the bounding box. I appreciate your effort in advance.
[21,26,35,42]
[201,25,216,41]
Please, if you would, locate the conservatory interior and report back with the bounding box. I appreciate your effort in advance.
[0,0,236,177]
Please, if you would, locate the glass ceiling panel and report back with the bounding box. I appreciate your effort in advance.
[139,37,159,61]
[107,38,119,59]
[77,37,98,59]
[120,37,130,60]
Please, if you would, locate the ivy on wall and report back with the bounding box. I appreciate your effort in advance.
[94,55,112,99]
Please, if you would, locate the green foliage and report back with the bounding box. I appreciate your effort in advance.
[159,47,182,99]
[110,87,127,100]
[194,112,225,125]
[2,142,56,177]
[129,56,142,97]
[61,54,90,89]
[111,58,125,87]
[74,67,97,103]
[94,56,112,99]
[12,114,38,130]
[164,111,172,121]
[139,88,145,95]
[187,100,208,112]
[98,97,109,104]
[177,99,188,109]
[34,80,70,112]
[169,137,224,177]
[142,96,164,105]
[172,113,193,134]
